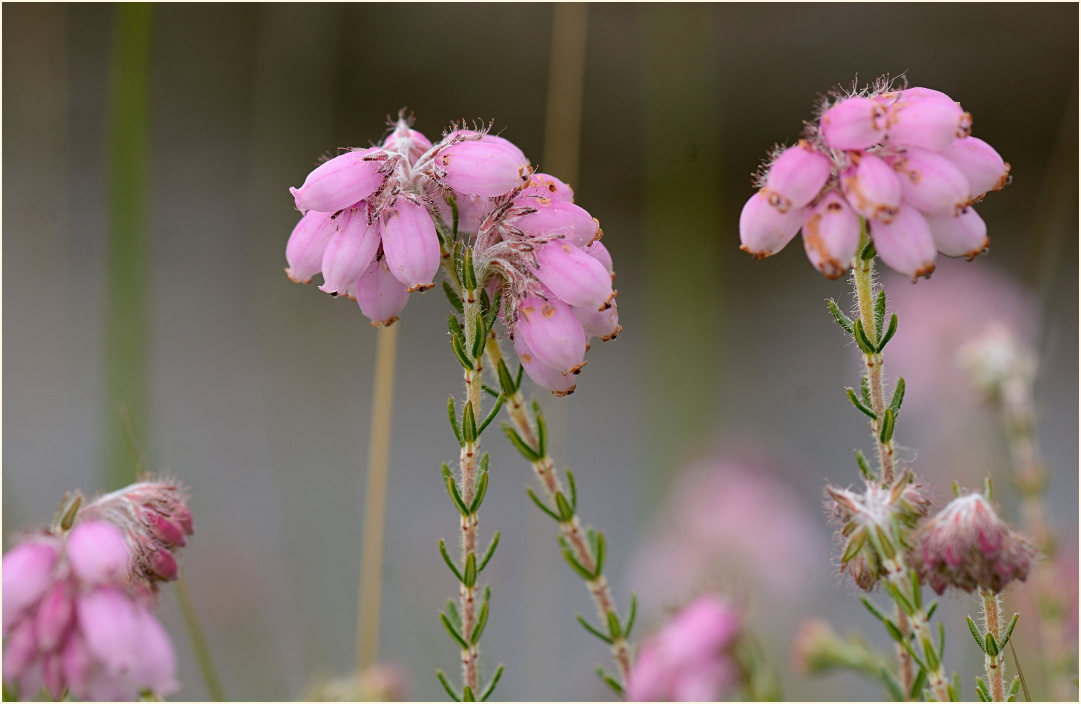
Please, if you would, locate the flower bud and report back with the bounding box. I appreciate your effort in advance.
[355,258,410,327]
[869,204,937,280]
[942,137,1011,200]
[889,147,970,216]
[573,299,621,341]
[584,240,614,278]
[285,211,337,284]
[382,126,432,163]
[529,241,614,310]
[887,89,972,152]
[77,587,140,674]
[764,141,832,213]
[912,493,1036,595]
[514,296,587,374]
[512,334,577,396]
[819,96,889,150]
[801,191,860,279]
[149,548,179,581]
[520,172,574,202]
[379,196,440,292]
[35,583,74,651]
[290,148,392,214]
[66,521,130,585]
[738,189,806,258]
[925,208,988,259]
[434,140,531,197]
[508,197,601,248]
[840,153,902,223]
[2,541,58,635]
[318,207,381,296]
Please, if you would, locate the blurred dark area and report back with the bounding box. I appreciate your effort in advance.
[4,3,1077,700]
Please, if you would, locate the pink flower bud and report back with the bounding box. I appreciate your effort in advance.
[819,96,889,150]
[889,148,970,216]
[887,89,972,152]
[942,137,1011,200]
[131,608,178,697]
[76,587,140,673]
[355,258,410,327]
[289,148,392,214]
[512,334,577,396]
[764,141,832,212]
[379,196,440,292]
[35,583,74,651]
[801,192,861,279]
[514,296,587,374]
[434,140,531,197]
[738,189,806,258]
[529,241,614,310]
[60,633,91,697]
[382,126,432,163]
[584,241,614,277]
[66,521,130,585]
[3,541,58,635]
[149,548,179,581]
[509,197,601,248]
[318,207,381,296]
[840,153,902,223]
[925,208,988,259]
[285,211,337,284]
[143,510,187,548]
[573,300,622,341]
[869,204,937,280]
[3,617,37,679]
[520,172,575,202]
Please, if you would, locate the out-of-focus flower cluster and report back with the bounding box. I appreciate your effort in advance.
[2,481,191,701]
[626,595,742,702]
[304,663,409,702]
[286,115,620,395]
[740,77,1011,280]
[911,492,1036,595]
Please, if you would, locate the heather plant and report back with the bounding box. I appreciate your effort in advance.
[285,113,632,700]
[741,76,1044,703]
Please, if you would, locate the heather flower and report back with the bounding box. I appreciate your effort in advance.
[824,471,931,591]
[2,522,178,701]
[626,595,742,702]
[76,480,194,592]
[912,492,1036,595]
[286,114,620,394]
[739,76,1011,280]
[305,663,409,702]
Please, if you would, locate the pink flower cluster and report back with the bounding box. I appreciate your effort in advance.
[740,79,1011,280]
[286,115,620,395]
[76,481,194,592]
[912,493,1036,595]
[626,595,742,702]
[2,521,178,700]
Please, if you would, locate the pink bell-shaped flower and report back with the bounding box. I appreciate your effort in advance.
[738,189,806,258]
[290,148,392,214]
[529,240,614,310]
[840,153,902,224]
[764,141,832,213]
[887,88,972,152]
[514,295,587,375]
[942,137,1011,201]
[819,96,889,150]
[433,139,531,197]
[508,197,601,248]
[520,172,575,202]
[285,210,337,284]
[379,195,441,292]
[319,207,381,296]
[869,203,937,280]
[801,191,861,279]
[512,334,577,396]
[889,148,970,216]
[354,257,410,327]
[925,208,989,260]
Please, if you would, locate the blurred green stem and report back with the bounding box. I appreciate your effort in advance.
[104,3,153,489]
[175,575,226,701]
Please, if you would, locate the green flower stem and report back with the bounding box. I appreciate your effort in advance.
[980,590,1006,701]
[174,574,226,701]
[484,338,633,689]
[458,294,484,695]
[852,223,896,486]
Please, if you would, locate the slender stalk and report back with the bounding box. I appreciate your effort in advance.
[356,325,399,672]
[980,590,1005,701]
[880,556,950,702]
[851,225,895,485]
[485,338,633,687]
[174,575,226,702]
[458,296,484,694]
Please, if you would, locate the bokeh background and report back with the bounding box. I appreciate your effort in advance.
[4,3,1077,701]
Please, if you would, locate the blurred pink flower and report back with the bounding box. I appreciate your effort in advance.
[626,595,741,702]
[629,456,825,605]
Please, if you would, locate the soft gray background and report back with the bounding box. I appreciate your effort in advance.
[4,3,1077,701]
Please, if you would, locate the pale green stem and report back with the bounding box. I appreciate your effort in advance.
[981,590,1006,701]
[881,556,950,702]
[356,325,399,672]
[459,294,484,695]
[483,339,632,687]
[174,575,226,701]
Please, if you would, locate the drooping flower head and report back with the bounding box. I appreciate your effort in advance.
[740,76,1011,281]
[2,521,178,701]
[824,470,932,591]
[626,595,742,702]
[285,112,620,395]
[912,491,1036,595]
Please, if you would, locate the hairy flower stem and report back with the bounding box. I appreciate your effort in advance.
[458,296,484,695]
[852,225,896,486]
[881,555,950,702]
[980,590,1006,701]
[484,338,633,689]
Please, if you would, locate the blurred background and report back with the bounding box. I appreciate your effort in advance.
[3,3,1077,701]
